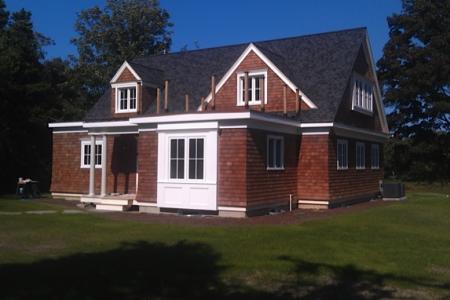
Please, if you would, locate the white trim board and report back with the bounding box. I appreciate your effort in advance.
[218,206,247,212]
[362,33,389,133]
[110,61,142,83]
[157,121,218,131]
[200,43,317,110]
[53,130,88,134]
[88,131,138,136]
[131,111,301,127]
[133,200,157,207]
[300,122,334,128]
[297,200,330,205]
[302,131,329,136]
[83,121,136,128]
[49,122,83,128]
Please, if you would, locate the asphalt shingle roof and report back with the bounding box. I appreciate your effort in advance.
[84,27,367,123]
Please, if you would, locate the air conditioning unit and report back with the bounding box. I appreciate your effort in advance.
[382,182,406,201]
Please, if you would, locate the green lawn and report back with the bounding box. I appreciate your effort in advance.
[0,191,449,299]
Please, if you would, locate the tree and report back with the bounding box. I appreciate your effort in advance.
[377,0,450,138]
[0,4,51,192]
[71,0,172,106]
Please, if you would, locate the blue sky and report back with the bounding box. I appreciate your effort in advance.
[5,0,402,62]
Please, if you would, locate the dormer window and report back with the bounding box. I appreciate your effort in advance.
[237,70,267,106]
[352,74,373,114]
[113,83,138,113]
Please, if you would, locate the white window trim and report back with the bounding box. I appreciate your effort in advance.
[337,139,348,170]
[168,136,206,183]
[371,144,380,170]
[112,82,139,113]
[351,73,374,115]
[356,142,366,170]
[236,70,268,106]
[266,135,284,170]
[80,140,104,169]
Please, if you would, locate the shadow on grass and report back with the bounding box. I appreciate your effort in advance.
[278,255,450,299]
[1,242,449,299]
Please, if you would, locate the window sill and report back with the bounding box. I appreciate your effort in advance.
[352,106,373,116]
[371,167,380,170]
[115,110,137,114]
[337,167,348,170]
[160,180,214,185]
[267,167,285,171]
[81,166,102,169]
[356,167,366,170]
[237,101,265,106]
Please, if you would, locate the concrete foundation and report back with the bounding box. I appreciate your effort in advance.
[139,206,160,214]
[218,210,247,218]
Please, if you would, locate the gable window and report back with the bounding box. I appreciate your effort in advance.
[356,142,366,169]
[371,144,380,169]
[267,135,284,170]
[81,140,103,168]
[237,70,267,106]
[170,137,205,181]
[337,139,348,170]
[113,83,138,113]
[352,74,373,113]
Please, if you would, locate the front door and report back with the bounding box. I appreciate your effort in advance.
[157,124,217,210]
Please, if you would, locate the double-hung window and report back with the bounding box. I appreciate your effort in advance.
[356,142,366,169]
[267,135,284,170]
[81,140,103,168]
[337,139,348,170]
[170,137,205,180]
[371,144,380,169]
[352,74,373,113]
[188,138,204,180]
[114,84,138,113]
[237,70,267,105]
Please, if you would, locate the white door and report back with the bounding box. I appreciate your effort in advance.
[157,123,217,210]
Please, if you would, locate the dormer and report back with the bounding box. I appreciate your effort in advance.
[110,61,142,115]
[110,61,163,117]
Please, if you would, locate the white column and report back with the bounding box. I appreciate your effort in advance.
[88,135,96,196]
[100,135,107,197]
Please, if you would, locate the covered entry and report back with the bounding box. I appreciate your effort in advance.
[157,122,218,210]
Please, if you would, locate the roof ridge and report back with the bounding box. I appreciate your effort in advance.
[254,27,367,46]
[134,27,367,60]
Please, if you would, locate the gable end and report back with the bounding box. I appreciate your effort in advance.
[110,61,142,83]
[201,43,317,111]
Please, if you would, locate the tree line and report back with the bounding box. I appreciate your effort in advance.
[378,0,449,183]
[0,0,172,193]
[0,0,448,194]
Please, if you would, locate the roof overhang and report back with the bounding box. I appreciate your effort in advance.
[49,112,389,142]
[130,111,301,128]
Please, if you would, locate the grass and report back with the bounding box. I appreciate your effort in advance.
[0,194,59,212]
[0,190,449,299]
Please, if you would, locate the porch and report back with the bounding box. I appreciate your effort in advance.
[80,193,136,211]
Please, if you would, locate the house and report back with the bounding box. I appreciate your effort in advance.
[49,28,389,217]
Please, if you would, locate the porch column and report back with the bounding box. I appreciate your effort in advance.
[88,135,96,196]
[100,135,107,197]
